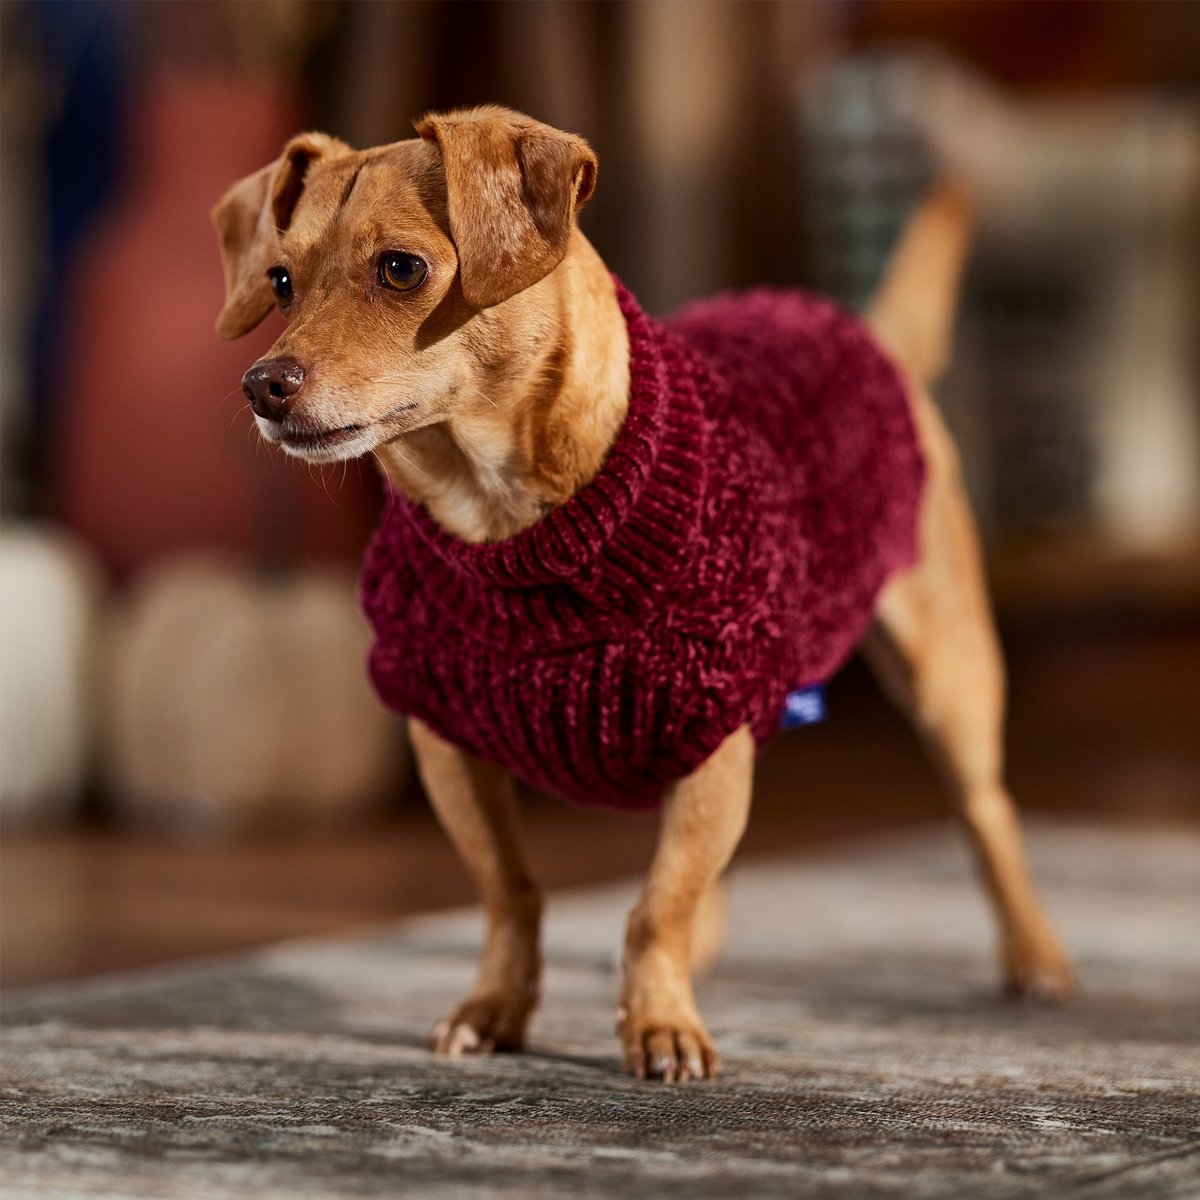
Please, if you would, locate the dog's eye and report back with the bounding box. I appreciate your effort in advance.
[379,252,428,293]
[267,266,293,307]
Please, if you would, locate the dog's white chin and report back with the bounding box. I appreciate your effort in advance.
[254,415,384,464]
[276,428,383,464]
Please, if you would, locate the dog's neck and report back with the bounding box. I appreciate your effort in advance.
[375,232,630,543]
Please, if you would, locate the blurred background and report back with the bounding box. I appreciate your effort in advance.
[1,0,1197,989]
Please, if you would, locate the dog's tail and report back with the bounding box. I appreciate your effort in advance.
[865,182,974,387]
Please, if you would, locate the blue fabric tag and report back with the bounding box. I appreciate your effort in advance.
[779,685,827,729]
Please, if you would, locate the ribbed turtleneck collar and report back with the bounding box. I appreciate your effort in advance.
[374,278,714,641]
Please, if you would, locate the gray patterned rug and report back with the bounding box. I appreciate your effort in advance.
[2,820,1199,1199]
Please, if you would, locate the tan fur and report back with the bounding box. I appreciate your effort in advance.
[619,725,753,1081]
[862,386,1074,999]
[212,111,627,543]
[214,108,1073,1084]
[866,181,974,387]
[408,718,543,1054]
[415,106,597,309]
[862,186,1072,1000]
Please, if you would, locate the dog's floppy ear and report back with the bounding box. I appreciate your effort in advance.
[212,132,352,339]
[415,106,597,309]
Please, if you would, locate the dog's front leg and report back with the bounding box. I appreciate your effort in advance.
[620,725,753,1082]
[409,717,542,1056]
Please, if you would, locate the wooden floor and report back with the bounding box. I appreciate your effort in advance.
[3,613,1197,990]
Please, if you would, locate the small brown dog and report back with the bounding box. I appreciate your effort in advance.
[213,106,1073,1082]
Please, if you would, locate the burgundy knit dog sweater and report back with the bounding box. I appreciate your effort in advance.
[361,281,924,811]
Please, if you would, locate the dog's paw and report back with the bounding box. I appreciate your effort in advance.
[430,993,534,1057]
[1003,938,1076,1004]
[618,1007,719,1082]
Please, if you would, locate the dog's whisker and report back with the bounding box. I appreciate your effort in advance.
[382,440,433,481]
[216,385,248,408]
[371,444,430,485]
[469,387,501,410]
[315,463,338,506]
[230,403,255,433]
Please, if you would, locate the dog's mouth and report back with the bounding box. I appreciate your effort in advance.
[262,400,421,462]
[278,423,365,453]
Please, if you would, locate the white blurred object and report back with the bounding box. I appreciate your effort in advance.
[802,53,1200,549]
[0,523,104,824]
[887,51,1200,549]
[103,556,404,836]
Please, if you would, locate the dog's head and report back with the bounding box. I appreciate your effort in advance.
[213,106,597,462]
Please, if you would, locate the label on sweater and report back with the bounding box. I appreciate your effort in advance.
[779,685,827,729]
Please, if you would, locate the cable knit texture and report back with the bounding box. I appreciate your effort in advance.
[361,280,924,811]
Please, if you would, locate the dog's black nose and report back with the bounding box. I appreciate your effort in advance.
[242,358,305,421]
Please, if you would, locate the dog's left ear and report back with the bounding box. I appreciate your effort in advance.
[415,106,597,309]
[212,132,352,339]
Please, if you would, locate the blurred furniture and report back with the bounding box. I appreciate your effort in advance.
[802,53,1200,556]
[103,555,403,836]
[50,72,375,580]
[0,522,103,825]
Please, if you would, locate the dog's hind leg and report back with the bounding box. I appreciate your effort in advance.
[409,717,543,1054]
[863,387,1074,1001]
